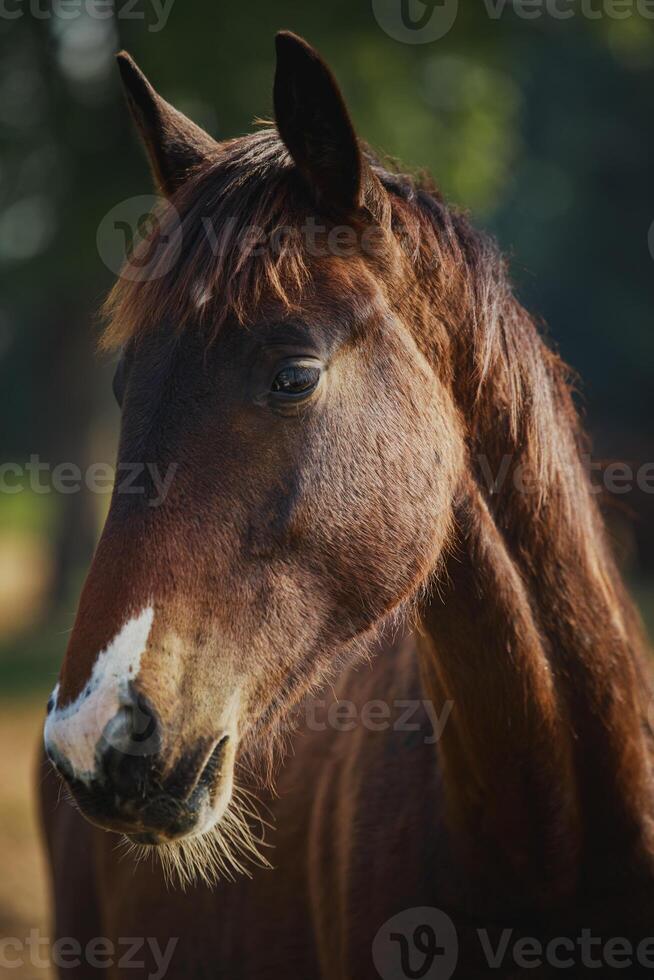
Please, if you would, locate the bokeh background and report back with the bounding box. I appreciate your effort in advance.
[1,1,653,975]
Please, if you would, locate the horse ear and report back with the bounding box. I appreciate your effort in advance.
[116,51,218,197]
[273,31,363,212]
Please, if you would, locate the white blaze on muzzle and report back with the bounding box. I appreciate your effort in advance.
[44,606,154,783]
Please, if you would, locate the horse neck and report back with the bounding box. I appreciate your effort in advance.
[416,301,654,915]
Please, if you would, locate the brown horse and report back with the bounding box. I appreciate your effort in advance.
[40,31,654,979]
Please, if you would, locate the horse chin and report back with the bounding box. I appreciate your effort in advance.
[119,761,271,889]
[122,789,228,848]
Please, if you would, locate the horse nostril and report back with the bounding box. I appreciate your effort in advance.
[162,735,230,802]
[104,688,160,754]
[126,699,158,746]
[98,688,161,798]
[196,735,229,794]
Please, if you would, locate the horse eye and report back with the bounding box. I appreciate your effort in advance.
[271,364,321,397]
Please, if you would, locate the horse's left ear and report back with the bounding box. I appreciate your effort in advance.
[273,31,364,213]
[116,51,219,197]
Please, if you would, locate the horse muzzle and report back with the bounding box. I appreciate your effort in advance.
[44,684,235,842]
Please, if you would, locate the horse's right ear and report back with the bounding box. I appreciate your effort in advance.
[116,52,218,197]
[273,32,364,213]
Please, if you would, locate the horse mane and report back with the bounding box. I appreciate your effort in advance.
[102,124,560,461]
[102,126,308,350]
[101,123,637,623]
[101,124,510,368]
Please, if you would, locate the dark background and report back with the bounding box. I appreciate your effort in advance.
[0,2,652,961]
